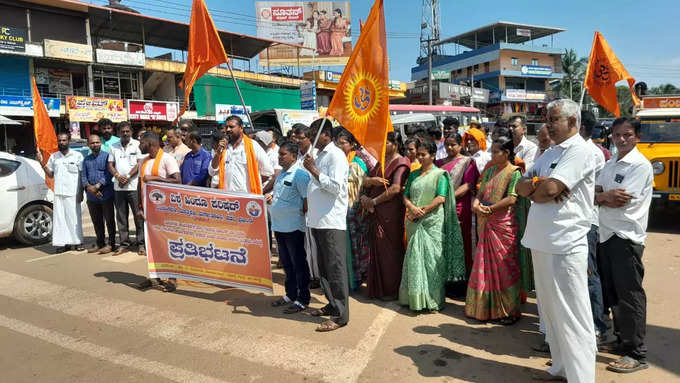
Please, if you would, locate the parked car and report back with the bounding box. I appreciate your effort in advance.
[0,151,54,245]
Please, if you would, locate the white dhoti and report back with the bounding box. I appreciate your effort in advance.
[52,195,83,246]
[532,249,596,383]
[304,226,320,279]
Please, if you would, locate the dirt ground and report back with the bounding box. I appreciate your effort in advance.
[0,211,677,382]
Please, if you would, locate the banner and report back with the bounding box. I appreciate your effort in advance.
[144,182,273,293]
[66,96,126,123]
[128,100,179,121]
[0,95,60,117]
[0,26,26,52]
[215,104,251,123]
[256,1,351,66]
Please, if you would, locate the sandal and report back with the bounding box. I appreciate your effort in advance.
[283,303,306,314]
[160,280,176,293]
[315,319,344,332]
[606,356,649,374]
[310,306,332,317]
[271,297,290,307]
[499,316,519,326]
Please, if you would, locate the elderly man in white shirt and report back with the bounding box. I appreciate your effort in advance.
[303,119,349,332]
[509,115,538,171]
[38,131,85,253]
[595,118,653,374]
[517,99,596,383]
[208,116,274,193]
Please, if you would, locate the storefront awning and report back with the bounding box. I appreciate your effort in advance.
[0,115,22,126]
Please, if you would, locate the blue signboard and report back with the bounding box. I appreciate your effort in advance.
[520,65,553,77]
[300,81,316,110]
[0,95,61,116]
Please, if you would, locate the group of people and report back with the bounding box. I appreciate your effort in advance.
[40,98,653,380]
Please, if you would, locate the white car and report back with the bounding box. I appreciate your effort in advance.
[0,151,54,245]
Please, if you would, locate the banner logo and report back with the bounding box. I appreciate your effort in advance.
[345,72,383,124]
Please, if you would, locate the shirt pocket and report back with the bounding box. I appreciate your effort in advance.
[66,162,79,173]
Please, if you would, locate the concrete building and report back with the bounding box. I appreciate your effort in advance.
[411,21,565,121]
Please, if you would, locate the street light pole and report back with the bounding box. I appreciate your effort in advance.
[428,39,433,105]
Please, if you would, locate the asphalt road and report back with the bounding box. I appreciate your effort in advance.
[0,210,678,382]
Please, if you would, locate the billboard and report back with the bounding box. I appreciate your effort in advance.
[300,81,316,110]
[144,182,273,293]
[0,96,60,117]
[66,96,127,123]
[0,26,26,53]
[215,104,252,124]
[128,100,179,121]
[256,2,351,67]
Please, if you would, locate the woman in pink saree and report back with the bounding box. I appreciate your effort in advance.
[330,9,348,56]
[435,133,479,275]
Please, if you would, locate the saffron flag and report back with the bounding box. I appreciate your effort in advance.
[31,76,57,190]
[177,0,229,120]
[584,31,640,117]
[327,0,391,171]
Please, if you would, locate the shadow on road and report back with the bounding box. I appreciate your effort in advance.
[646,323,680,377]
[94,271,151,289]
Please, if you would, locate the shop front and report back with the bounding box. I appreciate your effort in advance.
[0,95,60,156]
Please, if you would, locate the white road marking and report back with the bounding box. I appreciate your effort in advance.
[0,314,230,383]
[0,270,397,382]
[25,253,64,263]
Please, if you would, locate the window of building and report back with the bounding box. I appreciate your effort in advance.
[484,62,490,72]
[511,57,518,66]
[473,64,479,71]
[457,69,462,74]
[532,58,539,66]
[93,70,139,99]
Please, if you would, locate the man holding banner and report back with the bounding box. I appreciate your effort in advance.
[208,115,273,194]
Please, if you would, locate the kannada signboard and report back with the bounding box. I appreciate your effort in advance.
[0,95,60,117]
[256,2,351,67]
[215,104,252,124]
[516,28,532,37]
[144,182,273,293]
[520,65,553,77]
[66,96,126,123]
[0,26,26,52]
[127,100,178,121]
[96,49,145,67]
[431,70,451,80]
[505,89,527,100]
[642,97,680,109]
[300,81,316,110]
[44,39,93,62]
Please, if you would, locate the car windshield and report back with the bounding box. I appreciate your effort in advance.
[640,119,680,143]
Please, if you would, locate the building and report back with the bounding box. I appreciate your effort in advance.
[411,21,565,121]
[0,0,304,154]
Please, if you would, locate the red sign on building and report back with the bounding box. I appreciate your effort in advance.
[271,6,304,21]
[127,100,179,121]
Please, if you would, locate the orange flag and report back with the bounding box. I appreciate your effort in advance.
[584,31,640,117]
[31,76,57,190]
[177,0,229,120]
[327,0,391,173]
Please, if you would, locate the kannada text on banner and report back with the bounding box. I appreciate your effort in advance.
[144,182,273,293]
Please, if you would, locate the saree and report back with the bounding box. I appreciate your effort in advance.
[399,167,465,311]
[365,157,411,299]
[465,164,522,321]
[347,155,369,290]
[437,156,480,275]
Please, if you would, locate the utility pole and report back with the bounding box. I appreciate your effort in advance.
[470,70,474,108]
[428,39,433,105]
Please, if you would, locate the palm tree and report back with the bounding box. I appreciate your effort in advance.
[649,83,680,95]
[553,49,587,101]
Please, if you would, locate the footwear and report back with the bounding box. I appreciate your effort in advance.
[56,245,71,253]
[271,296,291,307]
[160,280,176,293]
[113,247,128,256]
[309,278,321,289]
[138,247,146,256]
[315,319,344,332]
[607,356,648,374]
[531,341,551,354]
[88,246,102,253]
[133,278,153,290]
[283,302,306,314]
[531,370,566,381]
[98,246,113,254]
[310,306,332,317]
[72,245,85,252]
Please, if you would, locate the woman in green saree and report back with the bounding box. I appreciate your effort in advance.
[400,140,465,312]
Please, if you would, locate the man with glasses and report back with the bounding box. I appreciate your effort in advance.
[509,115,538,170]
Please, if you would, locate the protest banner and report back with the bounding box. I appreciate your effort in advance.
[143,182,273,293]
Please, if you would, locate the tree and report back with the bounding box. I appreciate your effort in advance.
[552,49,587,101]
[649,83,680,95]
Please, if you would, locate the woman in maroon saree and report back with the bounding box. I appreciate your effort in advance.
[435,133,479,275]
[361,133,411,300]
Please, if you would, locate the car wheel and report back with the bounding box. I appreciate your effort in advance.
[14,204,53,246]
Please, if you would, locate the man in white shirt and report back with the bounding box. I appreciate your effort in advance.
[579,110,609,343]
[38,131,85,253]
[208,116,274,194]
[303,119,349,332]
[509,115,538,170]
[429,126,447,161]
[163,128,191,167]
[595,118,652,374]
[108,121,145,255]
[517,99,596,383]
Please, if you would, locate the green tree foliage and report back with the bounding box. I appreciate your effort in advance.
[552,49,587,101]
[649,83,680,95]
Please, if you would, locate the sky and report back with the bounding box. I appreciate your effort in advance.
[93,0,680,87]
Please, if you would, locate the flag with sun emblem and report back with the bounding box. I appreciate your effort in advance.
[327,0,391,169]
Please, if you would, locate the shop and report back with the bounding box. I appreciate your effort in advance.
[0,95,60,156]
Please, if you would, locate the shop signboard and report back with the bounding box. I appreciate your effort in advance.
[44,39,93,62]
[438,83,490,103]
[66,96,126,122]
[127,100,179,121]
[389,80,402,91]
[0,95,60,117]
[256,2,351,67]
[520,65,552,77]
[300,81,316,110]
[0,26,26,52]
[96,49,145,67]
[275,109,318,135]
[505,89,527,100]
[516,28,532,37]
[526,92,547,101]
[322,70,343,83]
[431,70,450,80]
[215,104,252,124]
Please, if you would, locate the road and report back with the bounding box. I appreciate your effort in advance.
[0,210,678,382]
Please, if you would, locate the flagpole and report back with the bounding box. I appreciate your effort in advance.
[309,116,328,157]
[579,80,587,109]
[225,59,253,130]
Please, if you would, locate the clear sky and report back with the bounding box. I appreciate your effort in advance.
[96,0,679,86]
